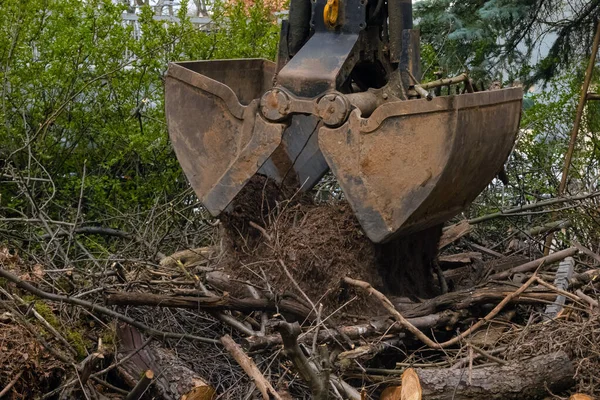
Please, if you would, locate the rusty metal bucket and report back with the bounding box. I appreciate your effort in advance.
[318,88,523,242]
[165,58,522,243]
[165,59,286,215]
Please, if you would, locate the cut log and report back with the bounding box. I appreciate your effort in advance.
[116,324,215,400]
[413,351,574,399]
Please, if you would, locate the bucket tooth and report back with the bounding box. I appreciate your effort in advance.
[258,114,329,190]
[318,88,523,243]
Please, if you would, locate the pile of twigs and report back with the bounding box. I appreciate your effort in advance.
[1,192,600,399]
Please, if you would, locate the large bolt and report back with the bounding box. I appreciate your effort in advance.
[316,93,350,127]
[260,89,291,122]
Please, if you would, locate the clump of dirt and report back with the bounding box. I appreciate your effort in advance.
[221,200,385,318]
[217,174,443,319]
[220,202,441,323]
[220,175,284,244]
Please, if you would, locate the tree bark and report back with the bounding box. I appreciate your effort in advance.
[414,351,574,399]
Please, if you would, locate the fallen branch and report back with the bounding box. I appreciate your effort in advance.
[466,191,600,225]
[39,226,166,261]
[575,289,599,308]
[0,370,23,398]
[518,220,571,237]
[244,310,462,350]
[572,240,600,264]
[274,322,328,399]
[439,221,472,249]
[489,247,577,280]
[220,335,283,400]
[397,286,557,318]
[104,291,312,320]
[344,272,539,349]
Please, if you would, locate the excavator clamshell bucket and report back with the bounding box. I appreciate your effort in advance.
[318,87,523,243]
[165,59,286,216]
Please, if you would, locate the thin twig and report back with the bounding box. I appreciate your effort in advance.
[0,370,23,398]
[469,344,507,365]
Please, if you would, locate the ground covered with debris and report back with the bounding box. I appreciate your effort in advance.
[1,183,600,399]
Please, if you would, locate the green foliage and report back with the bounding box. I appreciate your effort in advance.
[0,0,280,243]
[415,0,599,85]
[24,298,61,330]
[66,330,90,358]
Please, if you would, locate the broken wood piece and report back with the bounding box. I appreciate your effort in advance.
[569,268,600,289]
[439,221,472,249]
[160,247,215,269]
[105,291,311,320]
[77,350,105,385]
[469,243,503,258]
[415,351,574,399]
[575,289,599,308]
[413,84,433,100]
[438,252,482,264]
[488,247,578,280]
[220,335,283,400]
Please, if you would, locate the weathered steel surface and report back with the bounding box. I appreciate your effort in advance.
[165,59,332,213]
[318,87,523,243]
[165,60,523,244]
[258,114,329,189]
[165,60,285,216]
